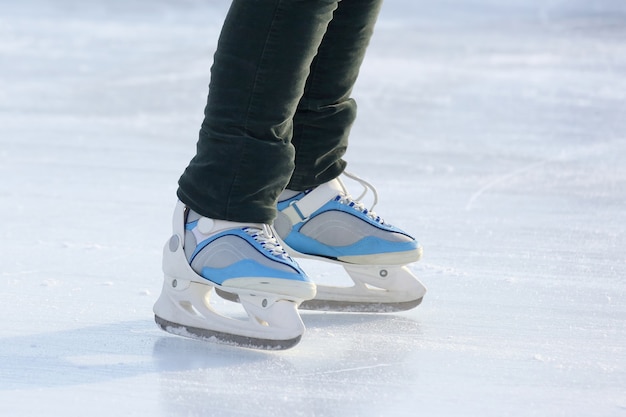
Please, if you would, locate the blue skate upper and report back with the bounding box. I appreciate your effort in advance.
[186,222,309,286]
[277,193,419,260]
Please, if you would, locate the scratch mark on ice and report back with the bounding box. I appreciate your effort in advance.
[465,158,553,211]
[298,363,398,377]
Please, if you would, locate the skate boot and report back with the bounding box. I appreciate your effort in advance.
[153,201,316,350]
[273,172,426,312]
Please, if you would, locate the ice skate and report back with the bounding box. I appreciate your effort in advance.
[273,172,426,312]
[153,201,316,350]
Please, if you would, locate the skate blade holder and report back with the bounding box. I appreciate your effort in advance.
[154,278,306,350]
[299,264,426,312]
[216,265,426,313]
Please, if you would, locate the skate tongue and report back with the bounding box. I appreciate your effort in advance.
[324,177,346,196]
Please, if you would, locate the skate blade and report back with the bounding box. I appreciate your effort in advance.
[154,315,301,350]
[215,288,423,313]
[298,296,423,313]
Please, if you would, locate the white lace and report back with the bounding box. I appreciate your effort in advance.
[244,224,290,258]
[337,172,384,224]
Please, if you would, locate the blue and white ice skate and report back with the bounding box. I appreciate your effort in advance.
[153,201,316,350]
[273,172,427,312]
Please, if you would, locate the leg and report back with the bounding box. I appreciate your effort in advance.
[288,0,384,190]
[156,0,343,349]
[177,0,339,224]
[271,1,426,311]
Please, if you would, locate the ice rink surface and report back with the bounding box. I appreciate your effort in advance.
[1,0,625,416]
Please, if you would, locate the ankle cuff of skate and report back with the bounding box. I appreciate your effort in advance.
[280,180,343,224]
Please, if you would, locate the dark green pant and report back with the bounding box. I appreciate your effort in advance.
[177,0,383,223]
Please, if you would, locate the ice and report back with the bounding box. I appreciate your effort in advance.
[1,0,625,416]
